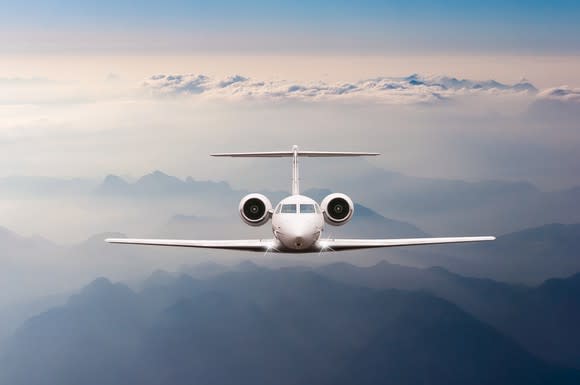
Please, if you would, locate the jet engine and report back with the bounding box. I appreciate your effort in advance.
[239,193,272,226]
[321,193,354,226]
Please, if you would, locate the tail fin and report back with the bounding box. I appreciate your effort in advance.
[211,145,380,195]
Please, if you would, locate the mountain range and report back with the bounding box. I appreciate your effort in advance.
[409,223,580,283]
[2,167,580,237]
[315,260,580,368]
[1,265,579,385]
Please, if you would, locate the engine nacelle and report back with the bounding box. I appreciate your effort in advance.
[239,193,272,226]
[320,193,354,226]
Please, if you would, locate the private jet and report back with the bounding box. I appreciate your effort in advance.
[106,145,495,252]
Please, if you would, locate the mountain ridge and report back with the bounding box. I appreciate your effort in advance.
[2,268,579,385]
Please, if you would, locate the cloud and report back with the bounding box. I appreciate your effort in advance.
[144,74,211,95]
[142,73,538,104]
[537,86,580,103]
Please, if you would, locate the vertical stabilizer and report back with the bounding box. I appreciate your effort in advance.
[291,145,299,195]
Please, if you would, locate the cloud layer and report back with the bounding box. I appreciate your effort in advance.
[537,86,580,103]
[142,73,538,104]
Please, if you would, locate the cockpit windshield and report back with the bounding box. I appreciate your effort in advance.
[299,204,315,213]
[281,204,297,213]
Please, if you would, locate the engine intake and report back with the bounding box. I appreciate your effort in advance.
[239,193,272,226]
[321,193,354,226]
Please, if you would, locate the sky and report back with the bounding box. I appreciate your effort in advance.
[0,1,579,191]
[1,0,580,54]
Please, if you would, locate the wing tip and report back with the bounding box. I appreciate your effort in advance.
[105,238,125,243]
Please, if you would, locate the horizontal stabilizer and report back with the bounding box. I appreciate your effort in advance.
[211,151,380,157]
[212,145,379,195]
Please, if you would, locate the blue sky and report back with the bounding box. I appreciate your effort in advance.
[2,0,580,53]
[4,1,578,22]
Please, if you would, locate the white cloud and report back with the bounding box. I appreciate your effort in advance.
[142,73,538,104]
[537,86,580,103]
[144,74,211,95]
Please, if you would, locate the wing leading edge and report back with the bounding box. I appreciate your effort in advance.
[106,236,494,253]
[105,238,273,252]
[320,236,495,251]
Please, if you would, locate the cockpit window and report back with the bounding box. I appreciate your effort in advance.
[281,204,297,213]
[300,204,315,213]
[275,204,282,214]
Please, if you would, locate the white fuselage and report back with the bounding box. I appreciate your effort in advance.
[271,195,325,251]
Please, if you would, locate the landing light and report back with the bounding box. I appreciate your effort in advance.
[318,240,332,252]
[265,240,277,252]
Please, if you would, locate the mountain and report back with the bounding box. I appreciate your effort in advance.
[408,74,537,93]
[409,223,580,283]
[0,227,65,308]
[497,273,580,368]
[90,169,580,236]
[0,226,58,251]
[316,260,580,369]
[5,168,580,241]
[0,292,68,349]
[97,174,131,194]
[1,269,578,385]
[329,166,580,235]
[304,188,427,237]
[346,202,427,237]
[0,176,95,197]
[96,170,238,198]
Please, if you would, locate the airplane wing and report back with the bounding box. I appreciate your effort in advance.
[105,238,273,252]
[106,236,494,253]
[320,236,495,251]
